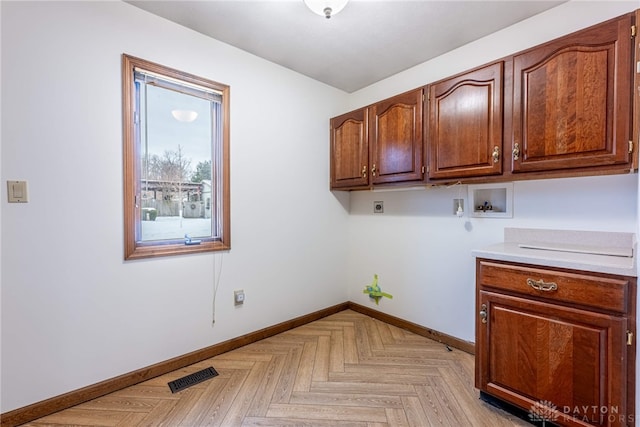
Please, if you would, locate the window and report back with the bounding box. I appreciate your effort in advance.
[122,54,230,259]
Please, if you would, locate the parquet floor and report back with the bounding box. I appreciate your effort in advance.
[25,310,530,426]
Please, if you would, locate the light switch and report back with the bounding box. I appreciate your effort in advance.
[7,180,28,203]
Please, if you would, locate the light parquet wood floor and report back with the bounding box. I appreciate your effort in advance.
[24,310,530,427]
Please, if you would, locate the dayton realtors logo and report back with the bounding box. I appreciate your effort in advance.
[529,400,634,425]
[528,400,559,425]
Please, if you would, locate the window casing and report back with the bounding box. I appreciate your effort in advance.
[122,54,230,259]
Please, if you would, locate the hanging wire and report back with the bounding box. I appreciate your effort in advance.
[212,252,224,325]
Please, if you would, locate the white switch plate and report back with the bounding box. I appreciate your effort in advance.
[7,180,28,203]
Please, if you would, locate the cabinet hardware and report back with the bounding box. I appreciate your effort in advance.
[627,331,634,346]
[632,24,637,38]
[361,165,368,179]
[512,143,520,161]
[629,140,633,154]
[492,146,500,163]
[371,164,377,177]
[526,278,558,292]
[421,165,425,174]
[479,303,487,324]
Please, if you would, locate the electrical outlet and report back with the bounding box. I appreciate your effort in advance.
[373,201,384,213]
[234,290,245,305]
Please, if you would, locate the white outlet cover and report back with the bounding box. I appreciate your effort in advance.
[234,290,245,304]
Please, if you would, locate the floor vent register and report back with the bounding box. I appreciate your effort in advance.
[168,366,219,393]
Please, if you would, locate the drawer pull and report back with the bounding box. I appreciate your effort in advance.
[527,278,558,292]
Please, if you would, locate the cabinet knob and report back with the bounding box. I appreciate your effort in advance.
[479,303,487,324]
[371,164,377,177]
[513,143,520,161]
[492,146,500,163]
[526,278,558,292]
[361,165,368,179]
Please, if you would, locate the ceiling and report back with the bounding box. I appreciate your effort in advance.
[126,0,566,93]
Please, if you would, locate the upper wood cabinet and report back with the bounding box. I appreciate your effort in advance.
[330,108,369,189]
[634,9,640,171]
[329,11,637,190]
[510,13,634,174]
[427,62,504,180]
[369,89,424,185]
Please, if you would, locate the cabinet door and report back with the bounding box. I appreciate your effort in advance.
[476,291,628,427]
[634,10,640,171]
[330,108,369,189]
[428,62,503,179]
[511,14,633,173]
[369,89,423,184]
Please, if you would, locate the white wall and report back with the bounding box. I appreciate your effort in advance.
[0,1,350,412]
[2,0,639,417]
[346,174,637,341]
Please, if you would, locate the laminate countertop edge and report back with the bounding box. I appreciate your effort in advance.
[472,242,637,277]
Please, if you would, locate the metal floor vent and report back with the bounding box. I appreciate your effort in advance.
[168,366,218,393]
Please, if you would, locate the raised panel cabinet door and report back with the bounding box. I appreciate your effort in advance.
[477,291,628,427]
[369,89,423,184]
[511,14,633,173]
[330,108,369,189]
[428,62,503,179]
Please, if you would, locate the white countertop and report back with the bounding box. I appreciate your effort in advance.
[472,228,637,277]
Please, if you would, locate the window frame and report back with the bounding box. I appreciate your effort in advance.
[122,54,230,260]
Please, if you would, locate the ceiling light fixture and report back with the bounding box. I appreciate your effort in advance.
[304,0,348,19]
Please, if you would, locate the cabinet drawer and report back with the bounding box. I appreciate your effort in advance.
[477,259,631,314]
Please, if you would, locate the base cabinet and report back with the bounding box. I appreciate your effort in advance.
[475,259,636,427]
